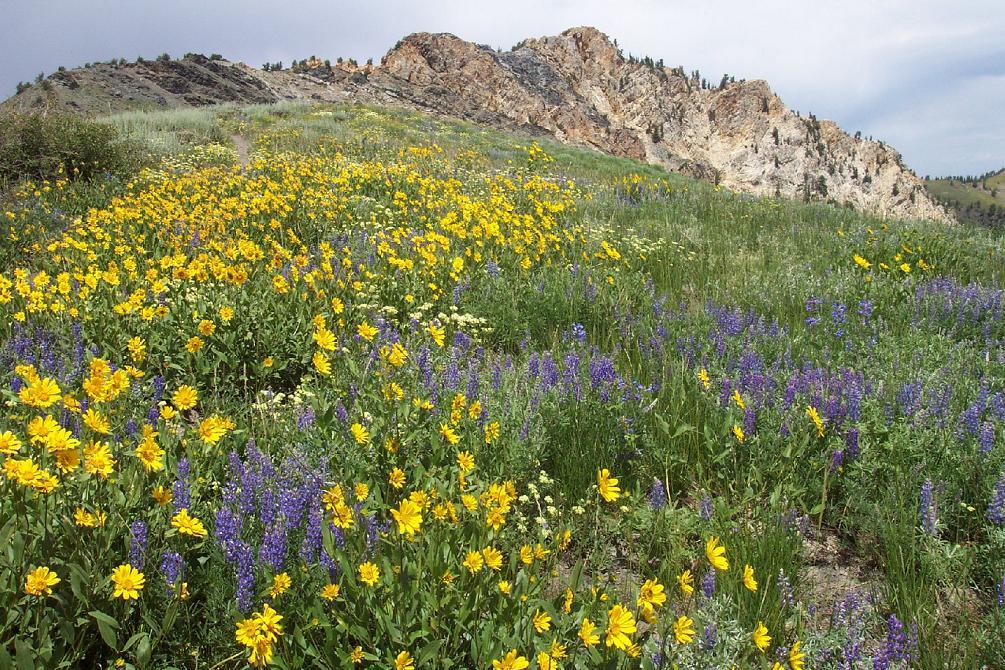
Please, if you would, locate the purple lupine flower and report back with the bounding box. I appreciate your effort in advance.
[540,353,558,391]
[831,302,846,338]
[778,569,795,608]
[700,623,717,651]
[699,495,713,521]
[830,450,844,473]
[160,551,183,591]
[844,428,861,460]
[259,487,277,528]
[227,451,245,485]
[919,479,937,535]
[300,503,323,563]
[365,514,380,551]
[444,357,460,389]
[297,407,316,431]
[804,297,820,319]
[172,458,191,512]
[959,403,982,437]
[561,352,581,399]
[647,479,667,510]
[743,408,756,437]
[465,367,480,401]
[528,353,541,380]
[239,461,260,518]
[701,569,715,598]
[719,378,733,407]
[992,393,1005,422]
[279,482,309,530]
[151,375,165,401]
[214,506,242,554]
[233,541,255,613]
[872,614,916,670]
[453,330,472,351]
[320,550,339,581]
[858,299,874,320]
[588,355,617,392]
[897,381,923,418]
[129,520,147,570]
[258,519,287,571]
[979,421,995,455]
[988,471,1005,525]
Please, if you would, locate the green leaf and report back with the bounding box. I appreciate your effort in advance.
[135,634,152,668]
[89,610,118,651]
[13,639,34,670]
[123,632,146,652]
[568,559,584,591]
[417,639,442,665]
[671,422,694,439]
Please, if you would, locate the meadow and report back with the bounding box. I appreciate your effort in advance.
[1,101,1004,669]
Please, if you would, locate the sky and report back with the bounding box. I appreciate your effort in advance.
[2,0,1002,177]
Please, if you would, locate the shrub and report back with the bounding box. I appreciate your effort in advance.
[0,111,142,183]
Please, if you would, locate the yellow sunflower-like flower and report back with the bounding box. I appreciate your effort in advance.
[491,650,529,670]
[604,604,636,650]
[391,498,423,536]
[673,615,695,644]
[597,468,621,502]
[171,509,208,538]
[25,566,60,597]
[110,564,145,600]
[752,621,772,652]
[358,562,380,586]
[705,536,729,571]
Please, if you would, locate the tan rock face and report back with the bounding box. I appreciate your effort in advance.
[5,26,949,222]
[364,27,948,222]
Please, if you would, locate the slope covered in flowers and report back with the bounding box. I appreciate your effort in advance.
[1,103,1004,669]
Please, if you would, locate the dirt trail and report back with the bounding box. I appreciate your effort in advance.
[231,134,251,169]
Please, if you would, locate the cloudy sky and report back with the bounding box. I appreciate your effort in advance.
[2,0,1002,177]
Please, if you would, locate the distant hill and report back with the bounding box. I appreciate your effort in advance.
[2,28,950,223]
[924,169,1005,229]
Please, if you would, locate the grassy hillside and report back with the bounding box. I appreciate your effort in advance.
[1,102,1004,669]
[925,169,1005,228]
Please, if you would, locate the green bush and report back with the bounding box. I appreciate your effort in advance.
[0,111,141,184]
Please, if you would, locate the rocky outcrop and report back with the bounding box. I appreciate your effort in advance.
[364,28,946,222]
[3,27,949,222]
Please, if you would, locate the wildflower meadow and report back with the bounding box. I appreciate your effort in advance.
[1,103,1003,669]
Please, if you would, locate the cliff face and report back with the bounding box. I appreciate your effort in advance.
[3,27,949,222]
[367,28,947,222]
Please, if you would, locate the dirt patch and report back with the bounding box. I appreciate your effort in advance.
[231,133,251,168]
[799,526,882,623]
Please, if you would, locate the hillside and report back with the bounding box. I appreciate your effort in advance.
[2,99,1004,669]
[925,168,1005,228]
[3,27,949,223]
